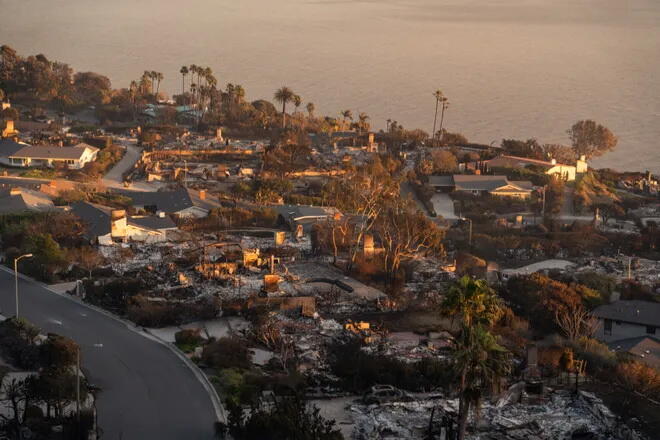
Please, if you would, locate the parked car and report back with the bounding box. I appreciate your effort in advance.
[362,385,412,404]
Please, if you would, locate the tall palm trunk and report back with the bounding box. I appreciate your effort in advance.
[282,102,287,128]
[439,104,447,144]
[432,98,439,147]
[458,396,470,440]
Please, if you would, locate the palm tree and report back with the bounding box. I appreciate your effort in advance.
[274,86,295,128]
[441,276,503,328]
[340,110,353,130]
[154,72,164,97]
[358,112,370,134]
[386,118,392,133]
[180,66,189,97]
[441,276,509,440]
[293,94,302,115]
[190,83,197,107]
[189,65,198,103]
[439,96,449,145]
[129,80,139,120]
[454,325,510,440]
[432,90,448,146]
[306,102,315,120]
[234,85,245,103]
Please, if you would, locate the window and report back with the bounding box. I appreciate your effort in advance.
[646,326,656,335]
[604,319,612,336]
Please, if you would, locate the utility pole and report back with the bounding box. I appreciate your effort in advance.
[432,92,440,148]
[628,257,632,280]
[76,348,81,429]
[468,218,472,247]
[14,254,33,318]
[461,217,473,247]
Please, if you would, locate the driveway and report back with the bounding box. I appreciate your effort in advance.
[400,181,429,214]
[0,268,220,439]
[430,193,457,220]
[101,141,142,189]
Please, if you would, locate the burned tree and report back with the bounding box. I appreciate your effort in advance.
[374,198,444,283]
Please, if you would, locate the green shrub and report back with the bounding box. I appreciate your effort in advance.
[202,337,252,370]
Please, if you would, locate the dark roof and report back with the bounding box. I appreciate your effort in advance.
[594,300,660,328]
[0,188,54,214]
[428,175,455,187]
[452,174,510,191]
[128,216,177,231]
[72,201,178,239]
[122,187,220,213]
[0,138,29,157]
[608,336,660,368]
[9,143,97,160]
[71,201,112,240]
[273,205,336,221]
[510,180,535,191]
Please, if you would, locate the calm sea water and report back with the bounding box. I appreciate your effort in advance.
[1,0,658,172]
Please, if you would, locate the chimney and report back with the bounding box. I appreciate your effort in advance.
[199,189,206,200]
[110,210,127,239]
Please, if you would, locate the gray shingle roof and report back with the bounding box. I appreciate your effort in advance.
[72,201,178,239]
[9,143,97,160]
[128,216,177,231]
[608,336,660,368]
[122,187,220,214]
[273,205,335,221]
[0,138,30,157]
[594,300,660,328]
[452,175,511,191]
[71,201,112,240]
[428,175,455,187]
[0,188,54,214]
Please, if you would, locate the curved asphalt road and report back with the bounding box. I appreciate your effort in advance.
[0,268,218,440]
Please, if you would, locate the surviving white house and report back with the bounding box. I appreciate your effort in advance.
[428,174,534,199]
[470,155,588,182]
[593,300,660,343]
[0,139,99,169]
[71,201,178,244]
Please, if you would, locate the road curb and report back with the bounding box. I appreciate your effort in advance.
[143,328,227,424]
[0,266,226,424]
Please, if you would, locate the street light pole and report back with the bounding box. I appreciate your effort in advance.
[14,253,33,318]
[468,218,472,247]
[461,217,473,247]
[76,347,81,429]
